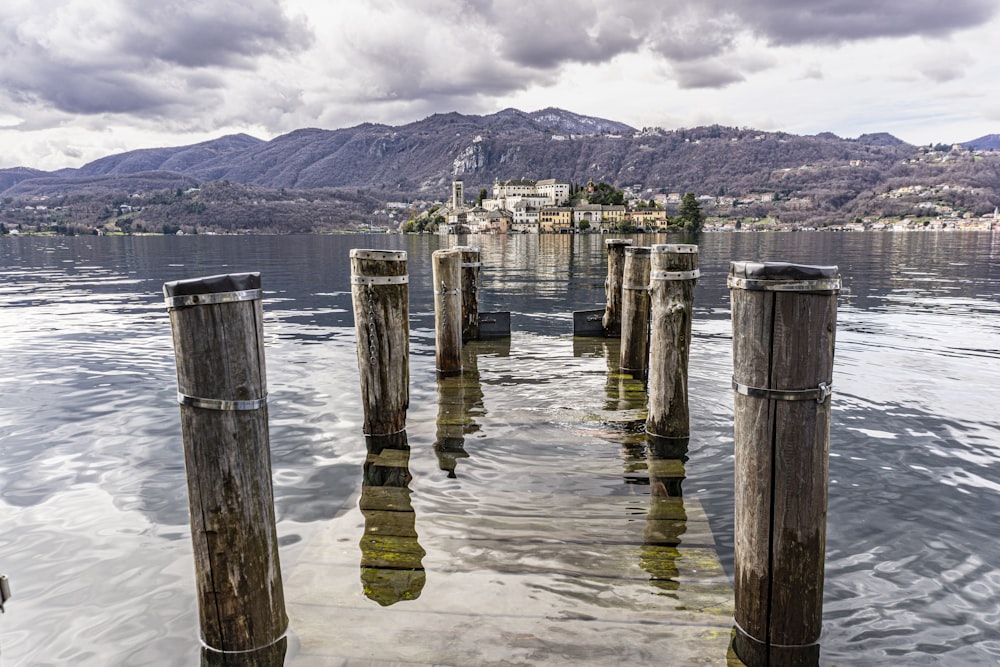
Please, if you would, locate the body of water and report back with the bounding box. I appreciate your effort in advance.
[1,232,998,665]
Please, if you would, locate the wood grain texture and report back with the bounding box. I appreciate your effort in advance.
[168,285,286,653]
[351,251,409,435]
[731,265,837,667]
[455,246,481,342]
[646,245,698,439]
[602,239,633,337]
[432,249,463,376]
[620,246,652,377]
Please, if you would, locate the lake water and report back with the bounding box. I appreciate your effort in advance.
[1,232,998,665]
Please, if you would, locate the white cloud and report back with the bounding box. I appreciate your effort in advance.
[1,0,998,169]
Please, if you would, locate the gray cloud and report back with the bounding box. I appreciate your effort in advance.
[672,60,746,89]
[737,0,998,44]
[117,0,313,68]
[0,0,312,118]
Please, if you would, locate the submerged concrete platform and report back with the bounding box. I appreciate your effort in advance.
[285,489,742,666]
[283,338,744,665]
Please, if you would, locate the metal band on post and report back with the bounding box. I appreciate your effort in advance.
[165,289,262,310]
[650,269,701,282]
[178,392,269,411]
[351,275,409,286]
[349,249,407,262]
[732,378,832,404]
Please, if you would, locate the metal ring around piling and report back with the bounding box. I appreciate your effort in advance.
[460,262,482,268]
[650,269,700,281]
[165,289,262,310]
[732,378,832,403]
[351,275,409,286]
[727,276,842,293]
[651,244,698,254]
[178,392,268,411]
[349,249,407,261]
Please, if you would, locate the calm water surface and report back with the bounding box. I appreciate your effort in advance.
[1,232,998,665]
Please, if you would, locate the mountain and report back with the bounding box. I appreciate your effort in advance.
[1,110,926,200]
[75,133,264,177]
[2,108,998,233]
[963,134,1000,151]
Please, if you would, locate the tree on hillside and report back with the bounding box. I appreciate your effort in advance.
[588,181,625,206]
[677,192,705,232]
[477,188,488,206]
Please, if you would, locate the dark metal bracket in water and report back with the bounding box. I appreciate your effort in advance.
[572,308,605,337]
[478,311,511,339]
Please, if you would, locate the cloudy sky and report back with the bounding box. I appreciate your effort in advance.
[2,0,998,170]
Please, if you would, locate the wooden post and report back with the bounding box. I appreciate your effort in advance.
[620,246,652,378]
[602,238,633,337]
[163,273,287,657]
[453,245,481,342]
[350,249,409,435]
[432,248,463,377]
[729,261,840,667]
[359,432,426,606]
[646,244,699,440]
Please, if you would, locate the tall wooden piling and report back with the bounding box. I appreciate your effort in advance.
[163,273,287,657]
[602,239,633,337]
[454,245,481,342]
[432,248,463,377]
[729,261,840,667]
[350,249,409,435]
[646,244,699,440]
[620,246,652,378]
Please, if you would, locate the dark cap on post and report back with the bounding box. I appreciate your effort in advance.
[728,262,840,293]
[164,272,262,309]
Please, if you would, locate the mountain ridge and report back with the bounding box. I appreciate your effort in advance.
[2,108,997,233]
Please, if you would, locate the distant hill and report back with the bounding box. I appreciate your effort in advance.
[963,134,1000,151]
[2,108,998,233]
[75,133,264,177]
[3,109,925,198]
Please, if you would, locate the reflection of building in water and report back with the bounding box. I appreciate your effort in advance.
[641,437,689,593]
[359,432,425,605]
[433,342,490,477]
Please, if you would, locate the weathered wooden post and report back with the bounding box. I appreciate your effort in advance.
[645,244,699,440]
[729,261,840,667]
[453,245,481,342]
[432,248,463,377]
[350,249,409,435]
[620,246,652,378]
[602,239,633,337]
[163,273,287,661]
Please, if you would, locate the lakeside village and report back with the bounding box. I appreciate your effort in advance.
[390,178,1000,235]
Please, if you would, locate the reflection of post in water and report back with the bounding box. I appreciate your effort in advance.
[598,338,647,414]
[433,343,486,477]
[640,436,689,593]
[359,432,426,606]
